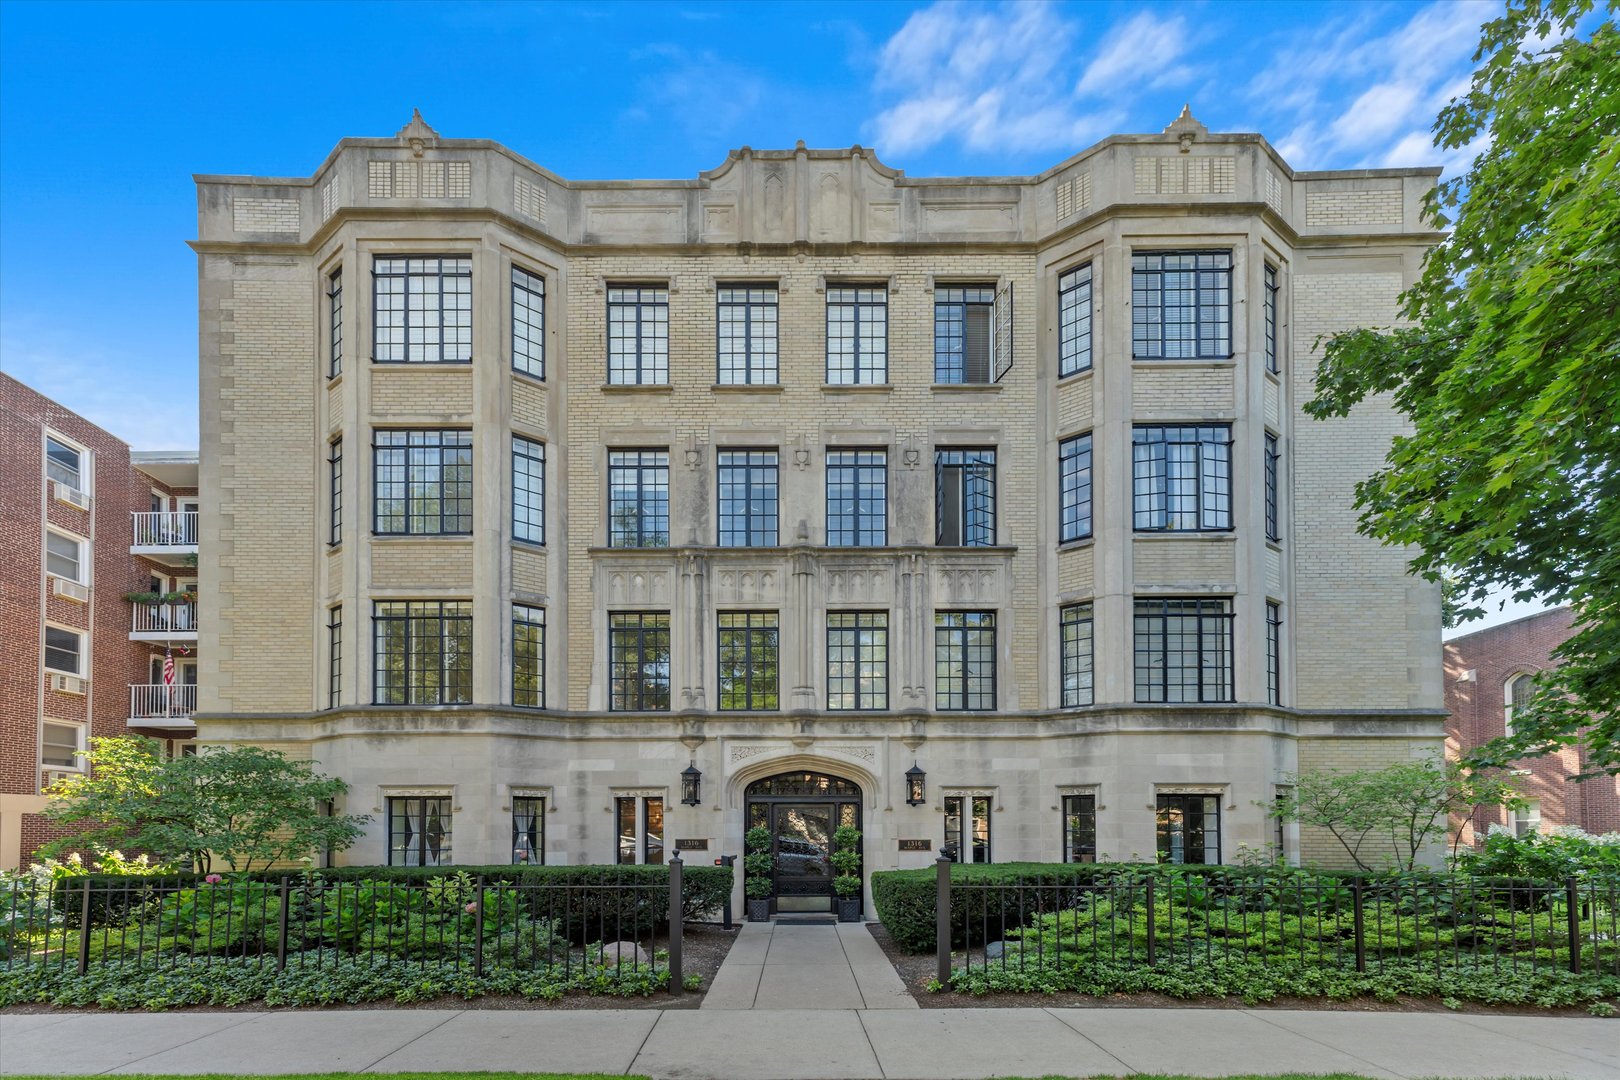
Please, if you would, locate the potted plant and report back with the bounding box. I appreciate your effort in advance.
[743,825,773,922]
[830,825,862,922]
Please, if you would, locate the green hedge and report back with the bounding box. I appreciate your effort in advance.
[43,863,733,930]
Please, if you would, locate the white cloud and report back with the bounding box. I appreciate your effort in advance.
[0,322,197,451]
[866,1,1125,157]
[1075,11,1191,98]
[1246,0,1493,174]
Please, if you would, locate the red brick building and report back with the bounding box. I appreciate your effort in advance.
[1445,607,1620,843]
[0,373,200,868]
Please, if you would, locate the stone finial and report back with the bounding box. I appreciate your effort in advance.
[1164,103,1207,152]
[396,109,440,157]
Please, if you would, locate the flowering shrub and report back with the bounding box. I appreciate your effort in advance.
[1455,827,1620,880]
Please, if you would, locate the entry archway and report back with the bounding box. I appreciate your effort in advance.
[745,770,862,914]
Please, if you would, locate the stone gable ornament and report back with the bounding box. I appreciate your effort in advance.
[397,109,441,158]
[1164,104,1208,153]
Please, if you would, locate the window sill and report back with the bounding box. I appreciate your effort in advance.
[1057,537,1095,553]
[371,533,475,542]
[601,383,673,394]
[513,539,546,550]
[711,383,783,394]
[931,382,1003,392]
[1130,357,1237,367]
[821,383,891,394]
[1057,368,1094,387]
[371,359,474,367]
[511,368,547,385]
[1133,531,1237,542]
[327,373,344,389]
[1266,539,1283,552]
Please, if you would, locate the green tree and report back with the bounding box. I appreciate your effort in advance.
[1272,756,1522,871]
[1305,0,1620,775]
[41,736,367,873]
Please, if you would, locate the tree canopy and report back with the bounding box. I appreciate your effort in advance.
[1305,0,1620,775]
[41,737,367,873]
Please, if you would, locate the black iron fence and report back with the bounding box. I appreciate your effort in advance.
[929,859,1620,984]
[2,859,690,995]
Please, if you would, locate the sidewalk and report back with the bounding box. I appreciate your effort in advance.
[2,921,1617,1079]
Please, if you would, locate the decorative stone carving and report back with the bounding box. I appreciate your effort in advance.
[1164,104,1207,152]
[730,745,778,763]
[823,745,876,763]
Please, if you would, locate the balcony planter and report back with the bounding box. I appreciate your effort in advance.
[831,825,863,922]
[744,825,773,922]
[122,590,197,605]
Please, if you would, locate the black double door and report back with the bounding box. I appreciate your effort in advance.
[745,772,861,914]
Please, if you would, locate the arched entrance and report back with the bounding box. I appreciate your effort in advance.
[746,771,862,914]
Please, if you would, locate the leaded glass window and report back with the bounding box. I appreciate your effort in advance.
[1059,433,1092,542]
[718,612,778,711]
[607,450,669,547]
[512,266,545,378]
[717,450,778,547]
[389,796,452,866]
[513,604,544,708]
[1266,601,1281,706]
[373,429,472,535]
[1264,263,1279,374]
[513,435,545,545]
[1133,598,1234,704]
[610,612,670,712]
[944,795,991,863]
[935,611,996,711]
[1264,432,1280,543]
[1061,603,1094,707]
[1131,251,1232,359]
[608,285,669,385]
[718,285,778,384]
[934,285,995,383]
[512,795,544,864]
[372,601,472,705]
[1063,794,1097,862]
[936,449,996,546]
[1157,794,1221,865]
[828,612,887,711]
[1131,425,1232,531]
[1058,263,1093,376]
[826,286,887,384]
[826,450,886,547]
[373,256,472,363]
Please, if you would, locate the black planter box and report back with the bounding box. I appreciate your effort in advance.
[837,897,862,922]
[747,898,771,922]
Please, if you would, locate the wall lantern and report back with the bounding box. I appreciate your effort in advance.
[681,761,703,806]
[905,761,927,807]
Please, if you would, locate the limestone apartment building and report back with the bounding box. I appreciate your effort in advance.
[194,110,1444,908]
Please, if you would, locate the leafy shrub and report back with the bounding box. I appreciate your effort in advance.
[1455,828,1620,880]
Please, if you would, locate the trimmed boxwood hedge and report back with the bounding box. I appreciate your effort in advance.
[48,863,734,931]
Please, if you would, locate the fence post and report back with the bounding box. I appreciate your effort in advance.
[1566,876,1581,975]
[668,857,684,997]
[1352,879,1366,973]
[473,875,486,979]
[276,876,290,972]
[1144,877,1156,967]
[75,877,94,975]
[935,856,952,986]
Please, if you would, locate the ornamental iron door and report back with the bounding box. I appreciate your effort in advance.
[745,771,862,914]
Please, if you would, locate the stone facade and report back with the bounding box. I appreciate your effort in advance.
[0,374,200,868]
[193,110,1446,898]
[1446,608,1620,841]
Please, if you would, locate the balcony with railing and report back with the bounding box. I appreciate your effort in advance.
[131,511,199,565]
[128,683,197,729]
[131,601,198,643]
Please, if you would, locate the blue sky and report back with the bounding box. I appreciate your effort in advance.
[0,0,1544,631]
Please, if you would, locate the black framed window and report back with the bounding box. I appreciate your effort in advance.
[1058,263,1093,376]
[388,796,452,866]
[718,612,778,711]
[607,450,669,548]
[826,450,887,546]
[329,437,343,546]
[718,285,778,384]
[608,285,669,385]
[513,604,545,709]
[1062,794,1097,862]
[45,436,82,490]
[1061,602,1094,707]
[513,435,545,545]
[512,266,545,379]
[826,286,887,384]
[373,600,472,705]
[1264,432,1280,543]
[935,611,996,711]
[327,605,342,709]
[44,625,82,675]
[1266,601,1282,706]
[1133,598,1234,703]
[943,795,991,863]
[373,429,472,535]
[616,796,665,865]
[1264,263,1279,374]
[1131,251,1232,359]
[1059,433,1092,542]
[717,450,778,547]
[328,269,343,379]
[512,795,545,864]
[609,612,670,712]
[1157,793,1221,864]
[1132,425,1232,531]
[828,611,887,711]
[373,256,472,363]
[934,285,995,383]
[936,448,996,546]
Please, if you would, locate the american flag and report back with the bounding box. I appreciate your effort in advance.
[162,649,175,687]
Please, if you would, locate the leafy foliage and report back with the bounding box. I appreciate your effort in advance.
[40,736,366,872]
[1270,755,1523,871]
[1455,826,1620,879]
[1304,0,1620,774]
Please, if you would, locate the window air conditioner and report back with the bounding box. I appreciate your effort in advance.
[47,673,86,695]
[52,481,91,510]
[52,577,90,603]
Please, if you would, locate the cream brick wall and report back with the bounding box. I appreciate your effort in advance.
[232,197,300,234]
[371,367,474,417]
[1305,190,1403,227]
[371,539,476,592]
[1132,365,1235,414]
[1133,538,1238,587]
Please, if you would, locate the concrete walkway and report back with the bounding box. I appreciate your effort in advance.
[3,1002,1617,1078]
[700,919,916,1010]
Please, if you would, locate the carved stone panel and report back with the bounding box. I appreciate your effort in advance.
[602,565,674,606]
[822,564,895,605]
[712,564,788,606]
[932,562,1003,605]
